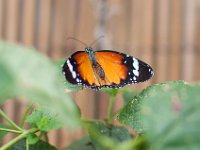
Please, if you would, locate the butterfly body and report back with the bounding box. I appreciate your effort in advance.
[63,47,154,90]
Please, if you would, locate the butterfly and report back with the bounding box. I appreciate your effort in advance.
[62,46,154,91]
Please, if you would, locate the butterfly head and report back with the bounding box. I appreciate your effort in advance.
[85,47,93,54]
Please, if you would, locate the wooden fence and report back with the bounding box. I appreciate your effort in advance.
[0,0,200,149]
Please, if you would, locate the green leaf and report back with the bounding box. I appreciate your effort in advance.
[26,108,62,132]
[119,81,200,150]
[102,88,119,96]
[88,121,132,150]
[27,133,39,145]
[0,63,17,101]
[122,89,138,105]
[0,42,80,128]
[0,123,11,140]
[8,139,57,150]
[65,136,95,150]
[118,93,143,132]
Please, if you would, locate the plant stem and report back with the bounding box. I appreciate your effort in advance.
[21,102,33,128]
[107,95,116,124]
[0,128,22,134]
[0,128,39,150]
[0,109,23,131]
[26,138,29,150]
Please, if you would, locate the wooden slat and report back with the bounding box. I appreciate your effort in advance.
[194,1,200,81]
[21,0,35,46]
[168,0,182,80]
[0,0,5,38]
[181,0,197,82]
[139,0,155,88]
[154,0,170,83]
[48,0,65,59]
[5,0,20,41]
[36,0,51,54]
[61,0,77,55]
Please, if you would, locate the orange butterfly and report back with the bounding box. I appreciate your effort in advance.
[62,46,154,90]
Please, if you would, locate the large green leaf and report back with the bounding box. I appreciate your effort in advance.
[0,42,80,128]
[119,81,200,150]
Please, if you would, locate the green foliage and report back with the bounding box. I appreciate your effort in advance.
[27,133,40,145]
[102,88,119,97]
[65,136,94,150]
[87,121,132,150]
[1,41,200,150]
[118,81,200,150]
[0,123,11,140]
[0,42,80,128]
[122,89,138,105]
[26,108,63,132]
[8,139,57,150]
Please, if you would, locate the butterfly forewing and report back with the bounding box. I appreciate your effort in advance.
[95,50,153,87]
[62,51,94,86]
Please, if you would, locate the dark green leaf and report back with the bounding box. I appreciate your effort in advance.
[26,108,63,132]
[88,121,132,150]
[65,136,95,150]
[8,139,57,150]
[0,42,80,128]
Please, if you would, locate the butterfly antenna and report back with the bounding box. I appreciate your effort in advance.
[67,37,88,47]
[89,35,105,47]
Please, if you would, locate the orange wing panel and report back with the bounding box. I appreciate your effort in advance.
[73,52,99,86]
[95,51,128,85]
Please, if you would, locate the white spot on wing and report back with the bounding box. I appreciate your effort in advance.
[67,60,77,79]
[132,58,139,76]
[133,76,136,81]
[133,58,139,70]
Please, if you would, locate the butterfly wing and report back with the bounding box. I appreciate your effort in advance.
[62,51,100,88]
[62,50,154,90]
[95,50,154,88]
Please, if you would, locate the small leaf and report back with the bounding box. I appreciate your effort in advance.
[65,136,95,150]
[8,139,57,150]
[26,108,63,132]
[27,133,40,145]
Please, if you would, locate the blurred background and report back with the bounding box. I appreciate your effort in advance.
[0,0,200,149]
